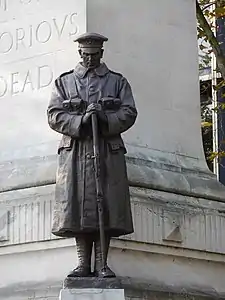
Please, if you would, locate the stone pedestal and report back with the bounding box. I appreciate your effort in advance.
[59,289,125,300]
[59,277,224,300]
[1,1,225,300]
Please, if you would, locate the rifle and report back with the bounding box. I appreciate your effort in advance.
[91,112,107,274]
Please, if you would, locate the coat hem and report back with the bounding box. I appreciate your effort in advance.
[52,228,134,238]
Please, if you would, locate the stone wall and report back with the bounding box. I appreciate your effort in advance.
[1,1,225,300]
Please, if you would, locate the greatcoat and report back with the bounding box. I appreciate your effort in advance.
[47,62,137,238]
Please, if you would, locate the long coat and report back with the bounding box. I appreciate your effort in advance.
[47,62,137,238]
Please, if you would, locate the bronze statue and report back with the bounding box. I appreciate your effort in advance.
[47,32,137,278]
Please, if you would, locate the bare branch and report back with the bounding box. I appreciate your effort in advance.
[201,2,217,11]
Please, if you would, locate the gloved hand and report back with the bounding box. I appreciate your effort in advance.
[82,103,96,125]
[82,103,107,124]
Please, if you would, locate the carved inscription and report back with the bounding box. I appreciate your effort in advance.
[0,65,53,97]
[0,13,78,54]
[0,6,80,98]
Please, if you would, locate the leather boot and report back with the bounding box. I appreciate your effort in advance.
[94,235,116,278]
[67,236,93,277]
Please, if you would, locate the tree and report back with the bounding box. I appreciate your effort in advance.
[197,0,225,79]
[197,0,225,169]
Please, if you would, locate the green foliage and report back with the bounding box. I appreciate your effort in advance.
[200,81,213,170]
[198,1,225,167]
[213,79,225,91]
[197,1,225,71]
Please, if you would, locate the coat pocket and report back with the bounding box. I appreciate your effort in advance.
[57,135,73,154]
[107,137,127,154]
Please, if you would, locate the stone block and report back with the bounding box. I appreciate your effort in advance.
[1,0,225,299]
[59,289,125,300]
[63,277,122,290]
[0,210,9,242]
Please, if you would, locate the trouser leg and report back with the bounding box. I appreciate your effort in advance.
[67,235,93,277]
[94,233,116,278]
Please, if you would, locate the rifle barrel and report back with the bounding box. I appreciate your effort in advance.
[91,113,106,270]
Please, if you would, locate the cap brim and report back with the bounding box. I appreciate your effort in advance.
[79,47,102,54]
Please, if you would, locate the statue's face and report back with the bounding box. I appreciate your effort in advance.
[79,48,103,69]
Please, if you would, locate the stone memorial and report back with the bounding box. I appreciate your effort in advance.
[59,289,125,300]
[0,0,85,177]
[47,31,137,281]
[1,0,225,300]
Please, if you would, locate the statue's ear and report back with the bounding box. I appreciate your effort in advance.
[101,49,104,58]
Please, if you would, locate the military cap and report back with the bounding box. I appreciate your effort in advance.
[74,32,108,53]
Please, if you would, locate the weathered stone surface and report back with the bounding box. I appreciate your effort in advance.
[60,289,125,300]
[2,185,225,254]
[0,0,86,168]
[63,277,122,290]
[63,277,225,299]
[1,151,225,202]
[0,0,225,203]
[1,1,225,300]
[0,278,224,300]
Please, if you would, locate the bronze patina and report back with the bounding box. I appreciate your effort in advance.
[47,32,137,278]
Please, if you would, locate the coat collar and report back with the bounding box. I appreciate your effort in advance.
[74,62,109,78]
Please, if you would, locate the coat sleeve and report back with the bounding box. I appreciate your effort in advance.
[102,76,137,136]
[47,78,83,138]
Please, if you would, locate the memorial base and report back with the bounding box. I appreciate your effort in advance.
[63,277,122,289]
[60,289,125,300]
[59,277,225,300]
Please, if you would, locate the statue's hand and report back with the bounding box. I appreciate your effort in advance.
[85,103,107,123]
[82,112,92,125]
[86,103,99,113]
[82,103,98,125]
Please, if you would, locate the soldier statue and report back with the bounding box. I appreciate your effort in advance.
[47,32,137,278]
